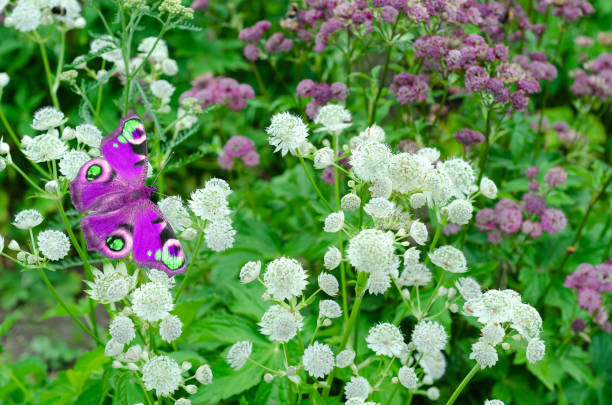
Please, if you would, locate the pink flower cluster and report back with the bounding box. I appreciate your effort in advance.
[239,20,293,61]
[218,136,260,170]
[570,53,612,102]
[297,79,349,120]
[390,73,430,105]
[564,261,611,332]
[180,73,255,112]
[537,0,595,21]
[476,166,568,243]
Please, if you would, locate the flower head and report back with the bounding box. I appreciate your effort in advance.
[31,107,66,131]
[160,315,183,342]
[23,132,67,162]
[258,305,303,343]
[345,376,370,400]
[263,257,308,301]
[158,196,192,232]
[314,104,351,134]
[59,150,91,181]
[38,230,70,261]
[13,209,43,229]
[109,315,135,344]
[227,340,252,370]
[469,341,498,369]
[302,342,335,379]
[266,113,309,156]
[412,321,447,354]
[366,323,404,357]
[428,245,467,273]
[188,178,231,221]
[86,263,137,303]
[323,246,341,270]
[239,261,261,283]
[131,282,173,322]
[195,364,213,385]
[347,229,395,275]
[141,356,182,397]
[75,124,102,147]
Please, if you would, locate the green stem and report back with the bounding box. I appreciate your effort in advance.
[8,162,46,194]
[251,61,270,102]
[94,59,106,126]
[135,372,154,405]
[38,267,103,345]
[0,361,33,401]
[477,106,493,184]
[333,136,349,322]
[369,18,400,125]
[0,104,20,146]
[386,383,400,405]
[36,35,61,111]
[445,363,480,405]
[175,230,205,300]
[299,156,334,211]
[431,81,449,133]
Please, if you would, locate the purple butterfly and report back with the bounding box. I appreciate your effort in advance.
[70,115,187,276]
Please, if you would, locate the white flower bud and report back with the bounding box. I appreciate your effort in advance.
[185,385,198,394]
[480,177,498,199]
[0,142,9,155]
[263,373,274,383]
[9,240,20,251]
[45,180,59,194]
[182,361,192,371]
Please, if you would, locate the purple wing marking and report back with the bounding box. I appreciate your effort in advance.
[132,201,187,276]
[100,115,148,185]
[82,208,134,258]
[70,157,128,213]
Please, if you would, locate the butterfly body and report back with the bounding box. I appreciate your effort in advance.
[70,115,187,276]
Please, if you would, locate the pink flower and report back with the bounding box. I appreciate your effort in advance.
[577,288,601,313]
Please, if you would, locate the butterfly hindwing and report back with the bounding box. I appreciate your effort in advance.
[70,157,128,213]
[99,115,148,185]
[82,207,134,259]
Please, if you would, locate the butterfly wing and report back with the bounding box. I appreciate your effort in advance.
[82,200,187,276]
[69,115,148,213]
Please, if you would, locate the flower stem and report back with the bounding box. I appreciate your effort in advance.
[369,17,400,125]
[251,61,270,102]
[477,106,493,184]
[445,363,480,405]
[38,267,103,345]
[36,34,61,111]
[333,136,349,322]
[175,229,205,300]
[299,156,334,211]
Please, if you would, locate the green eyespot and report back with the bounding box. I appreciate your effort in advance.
[122,119,143,142]
[105,236,125,252]
[86,164,102,181]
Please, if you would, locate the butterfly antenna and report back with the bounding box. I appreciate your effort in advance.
[152,152,175,186]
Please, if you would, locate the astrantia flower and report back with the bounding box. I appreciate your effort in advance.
[90,35,122,62]
[204,218,235,251]
[263,257,308,301]
[160,315,183,342]
[38,230,70,261]
[341,193,361,211]
[388,152,432,194]
[318,272,339,296]
[366,323,404,357]
[151,80,175,102]
[367,271,393,295]
[438,158,475,198]
[104,339,124,357]
[344,376,370,400]
[227,340,252,370]
[510,303,542,340]
[319,299,342,319]
[75,124,102,147]
[485,400,505,405]
[5,0,41,32]
[398,366,418,389]
[403,247,420,266]
[410,220,428,245]
[302,342,334,379]
[131,282,173,322]
[314,104,351,134]
[146,268,176,289]
[141,356,182,397]
[369,178,393,199]
[324,211,344,233]
[239,261,261,283]
[258,305,303,343]
[23,132,67,162]
[59,150,90,181]
[266,112,309,156]
[13,209,43,229]
[455,277,481,301]
[31,107,66,131]
[526,338,545,363]
[428,245,467,273]
[364,198,394,219]
[480,177,498,198]
[323,246,341,270]
[335,349,355,368]
[469,289,521,323]
[313,147,335,169]
[195,364,213,385]
[469,341,498,369]
[86,263,137,304]
[412,321,447,354]
[398,263,432,287]
[118,345,142,363]
[350,141,392,182]
[109,315,135,345]
[158,196,192,232]
[188,178,231,221]
[138,37,169,63]
[347,229,395,274]
[444,199,473,225]
[481,323,505,346]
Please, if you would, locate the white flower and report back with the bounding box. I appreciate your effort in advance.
[0,235,4,254]
[0,72,9,88]
[341,193,361,211]
[403,247,420,266]
[31,107,66,131]
[258,305,303,343]
[356,124,386,145]
[75,124,102,147]
[86,263,137,304]
[444,199,473,225]
[266,112,309,156]
[480,177,497,199]
[303,342,335,379]
[59,150,90,181]
[346,229,395,274]
[188,178,231,221]
[104,339,124,357]
[5,0,41,32]
[364,198,394,218]
[227,340,252,370]
[455,277,481,301]
[314,104,351,134]
[263,257,308,301]
[412,321,448,354]
[90,35,122,62]
[8,240,20,251]
[13,209,43,229]
[161,58,178,75]
[23,132,67,162]
[409,221,428,245]
[366,271,392,295]
[369,177,392,199]
[388,153,432,194]
[324,211,345,233]
[469,289,521,324]
[426,387,440,400]
[117,345,142,363]
[160,315,182,342]
[158,196,192,232]
[319,299,342,319]
[398,366,418,389]
[240,261,261,283]
[344,376,370,400]
[398,263,431,287]
[335,349,355,368]
[146,268,176,289]
[366,323,404,357]
[428,245,467,273]
[419,351,447,380]
[131,282,173,322]
[138,37,169,62]
[350,141,391,182]
[511,303,542,340]
[526,338,545,363]
[313,147,335,169]
[195,364,213,385]
[176,399,191,405]
[481,323,504,346]
[485,400,505,405]
[204,218,235,251]
[141,356,182,397]
[417,147,440,163]
[469,341,498,369]
[318,272,339,296]
[323,246,341,270]
[109,315,135,344]
[151,80,175,102]
[38,230,70,261]
[438,158,475,198]
[409,193,427,209]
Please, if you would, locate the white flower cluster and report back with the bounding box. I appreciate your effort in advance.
[5,0,85,33]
